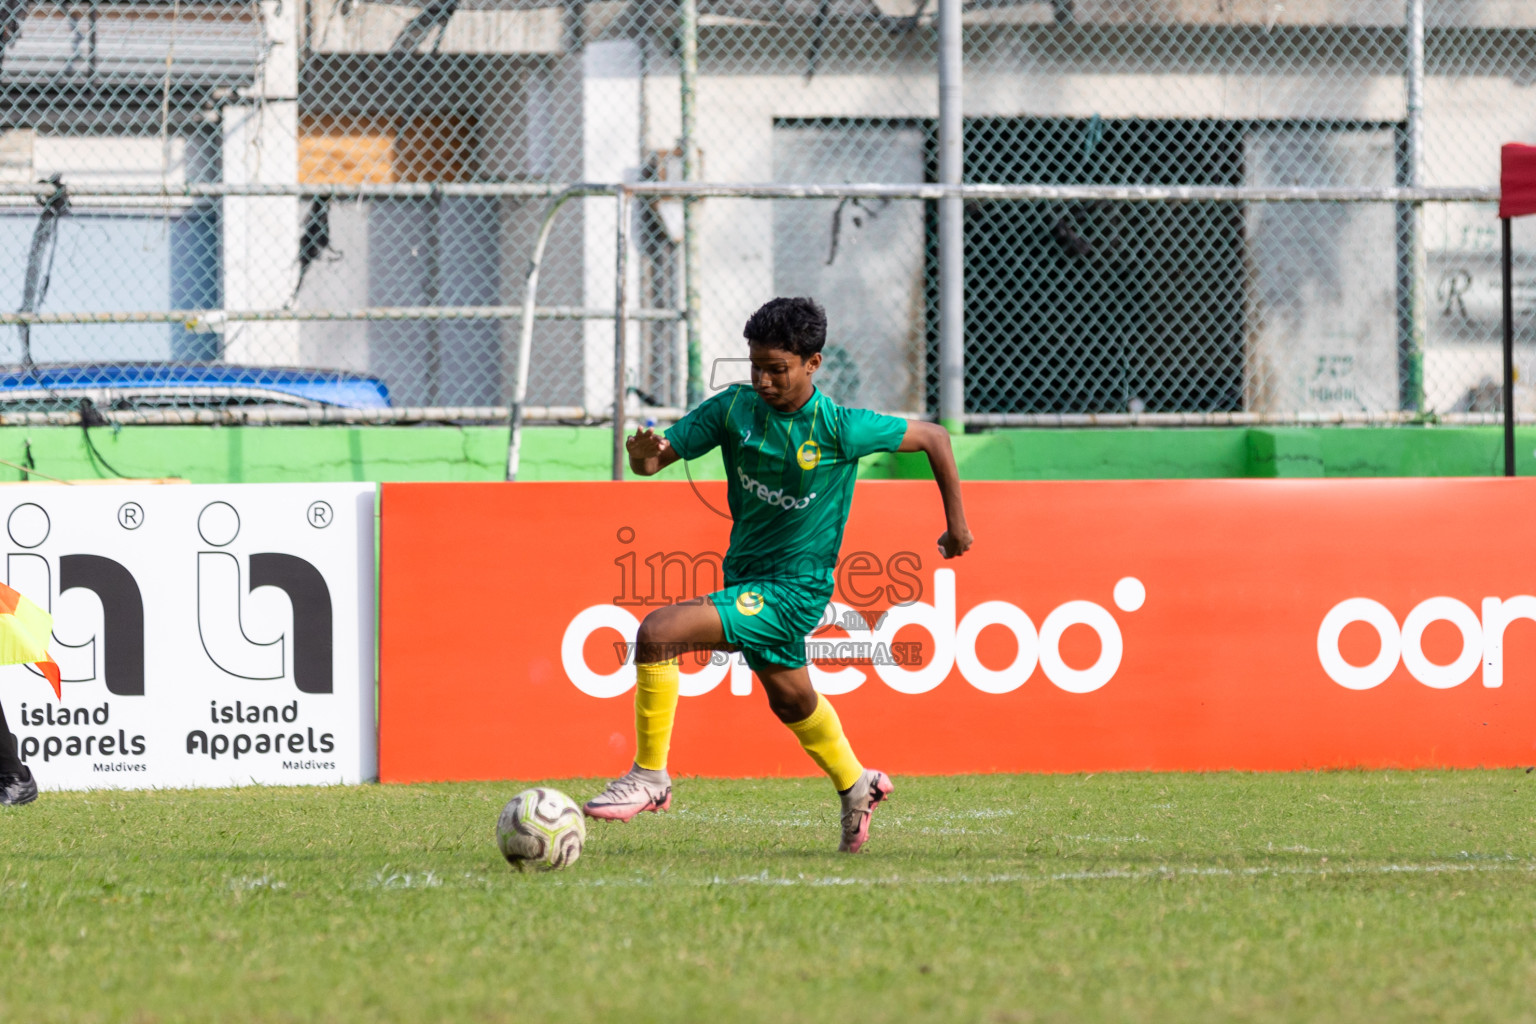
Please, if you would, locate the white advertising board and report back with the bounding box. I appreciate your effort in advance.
[0,483,375,789]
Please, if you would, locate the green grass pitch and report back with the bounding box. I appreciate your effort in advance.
[4,770,1536,1023]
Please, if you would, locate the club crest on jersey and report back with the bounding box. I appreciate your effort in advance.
[735,591,766,616]
[796,440,822,470]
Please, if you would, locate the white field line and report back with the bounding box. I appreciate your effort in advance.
[672,808,1017,830]
[555,859,1533,890]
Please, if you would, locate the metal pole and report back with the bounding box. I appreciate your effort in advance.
[937,0,964,434]
[680,0,703,408]
[1404,0,1426,413]
[507,189,586,482]
[1504,216,1516,477]
[423,186,442,405]
[614,189,633,481]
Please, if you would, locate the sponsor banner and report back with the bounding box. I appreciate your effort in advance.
[379,479,1536,781]
[1,484,376,789]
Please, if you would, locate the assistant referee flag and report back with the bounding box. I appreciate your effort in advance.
[0,583,60,699]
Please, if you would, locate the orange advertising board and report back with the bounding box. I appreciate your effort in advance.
[379,479,1536,782]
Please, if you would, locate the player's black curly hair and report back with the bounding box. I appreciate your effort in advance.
[742,296,826,358]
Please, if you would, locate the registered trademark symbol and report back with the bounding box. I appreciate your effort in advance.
[117,502,145,530]
[307,501,333,528]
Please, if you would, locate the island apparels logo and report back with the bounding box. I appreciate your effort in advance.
[7,500,147,768]
[7,501,144,694]
[8,497,340,768]
[193,500,333,694]
[186,500,338,765]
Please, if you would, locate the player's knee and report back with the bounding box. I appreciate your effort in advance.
[766,695,795,722]
[766,688,816,724]
[636,610,684,660]
[636,611,668,648]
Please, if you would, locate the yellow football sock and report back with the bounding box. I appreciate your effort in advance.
[784,694,864,792]
[634,658,680,771]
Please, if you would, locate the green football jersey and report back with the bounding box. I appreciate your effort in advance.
[665,384,909,585]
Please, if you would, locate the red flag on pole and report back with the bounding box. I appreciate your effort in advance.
[1500,143,1536,219]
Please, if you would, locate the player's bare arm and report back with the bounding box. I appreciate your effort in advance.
[897,420,973,559]
[626,427,681,477]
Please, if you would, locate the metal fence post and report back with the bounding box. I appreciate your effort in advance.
[1503,216,1516,477]
[937,0,964,434]
[1404,0,1427,413]
[614,188,633,481]
[680,0,703,408]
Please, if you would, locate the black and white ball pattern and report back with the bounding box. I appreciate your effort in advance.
[497,788,586,870]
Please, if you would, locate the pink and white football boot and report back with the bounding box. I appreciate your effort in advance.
[583,765,673,822]
[838,769,893,853]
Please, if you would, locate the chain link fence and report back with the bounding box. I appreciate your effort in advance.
[0,0,1531,425]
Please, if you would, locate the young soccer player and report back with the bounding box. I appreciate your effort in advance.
[583,296,973,852]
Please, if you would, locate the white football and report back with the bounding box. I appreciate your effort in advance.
[496,787,586,870]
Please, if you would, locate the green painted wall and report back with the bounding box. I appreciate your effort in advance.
[0,424,1530,484]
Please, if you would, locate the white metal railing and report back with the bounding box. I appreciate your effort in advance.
[0,405,685,426]
[0,307,683,327]
[0,182,1501,201]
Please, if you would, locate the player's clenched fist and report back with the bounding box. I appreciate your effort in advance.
[937,526,974,559]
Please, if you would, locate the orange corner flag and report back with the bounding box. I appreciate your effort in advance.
[0,582,60,699]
